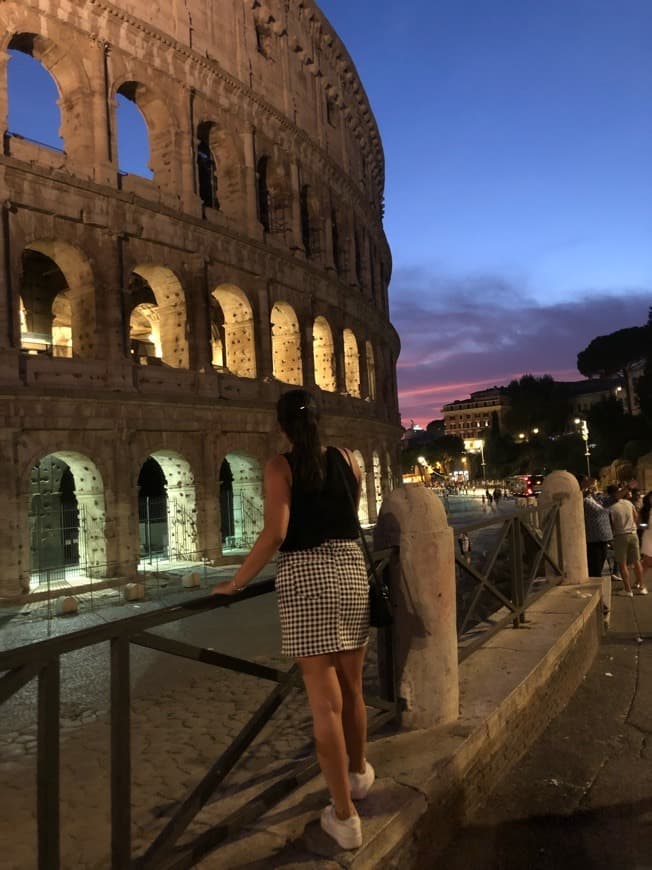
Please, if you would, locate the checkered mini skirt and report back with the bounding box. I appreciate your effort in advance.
[276,539,370,658]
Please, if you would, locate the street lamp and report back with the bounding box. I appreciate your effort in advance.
[574,418,591,477]
[464,438,486,486]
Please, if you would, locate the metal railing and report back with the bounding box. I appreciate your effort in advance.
[455,502,563,661]
[0,548,398,870]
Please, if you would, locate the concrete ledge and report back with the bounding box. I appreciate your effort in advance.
[197,584,604,869]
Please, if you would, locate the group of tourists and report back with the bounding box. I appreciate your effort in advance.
[582,478,652,596]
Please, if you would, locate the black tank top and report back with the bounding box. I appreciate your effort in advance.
[279,446,359,552]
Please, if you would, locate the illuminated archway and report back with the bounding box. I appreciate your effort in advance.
[211,285,256,377]
[353,450,370,525]
[271,302,302,385]
[28,451,107,587]
[343,329,360,397]
[220,453,263,550]
[313,316,336,392]
[138,451,198,562]
[20,241,96,359]
[129,266,188,368]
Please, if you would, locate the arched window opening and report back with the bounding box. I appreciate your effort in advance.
[271,302,302,385]
[331,209,342,275]
[372,451,383,514]
[353,450,370,525]
[29,452,107,589]
[220,454,263,552]
[116,82,154,179]
[197,122,219,210]
[343,328,360,398]
[385,451,395,492]
[365,340,376,401]
[139,451,198,564]
[313,317,336,392]
[257,156,271,232]
[129,266,189,368]
[129,275,161,362]
[7,39,63,151]
[354,230,363,287]
[210,305,225,369]
[211,285,256,378]
[20,250,71,356]
[299,184,314,257]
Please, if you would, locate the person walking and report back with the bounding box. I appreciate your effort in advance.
[212,389,373,850]
[607,484,647,596]
[581,478,613,578]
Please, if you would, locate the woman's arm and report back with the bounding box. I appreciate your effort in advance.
[212,455,291,595]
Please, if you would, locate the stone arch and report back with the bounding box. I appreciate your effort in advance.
[138,450,198,561]
[7,40,61,150]
[313,316,336,392]
[220,452,263,551]
[353,449,370,525]
[372,450,383,514]
[129,265,189,368]
[256,151,289,235]
[299,183,321,258]
[114,79,176,188]
[5,32,93,162]
[343,328,361,397]
[20,240,96,358]
[211,284,256,377]
[28,451,107,586]
[198,122,244,216]
[271,301,303,385]
[365,340,376,400]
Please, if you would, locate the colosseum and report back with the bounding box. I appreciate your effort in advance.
[0,0,400,598]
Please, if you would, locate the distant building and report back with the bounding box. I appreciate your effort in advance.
[564,377,626,419]
[442,388,509,440]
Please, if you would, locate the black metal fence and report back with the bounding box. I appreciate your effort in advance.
[0,548,398,870]
[455,502,564,660]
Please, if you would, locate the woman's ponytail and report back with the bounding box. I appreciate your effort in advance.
[277,390,324,489]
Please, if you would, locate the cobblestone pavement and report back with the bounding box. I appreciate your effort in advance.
[1,567,381,870]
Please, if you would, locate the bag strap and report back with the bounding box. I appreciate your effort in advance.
[333,449,379,583]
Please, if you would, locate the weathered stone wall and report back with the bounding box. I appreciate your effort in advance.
[0,0,400,597]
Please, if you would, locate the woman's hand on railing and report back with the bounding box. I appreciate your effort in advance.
[211,579,243,596]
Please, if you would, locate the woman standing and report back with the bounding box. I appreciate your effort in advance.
[212,389,374,849]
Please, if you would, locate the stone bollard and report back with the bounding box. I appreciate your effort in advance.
[57,596,78,616]
[124,582,145,601]
[374,484,459,730]
[182,572,201,588]
[539,471,588,584]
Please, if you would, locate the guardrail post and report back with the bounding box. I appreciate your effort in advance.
[374,484,458,730]
[539,471,588,584]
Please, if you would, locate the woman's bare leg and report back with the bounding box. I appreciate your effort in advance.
[299,653,355,819]
[334,646,368,774]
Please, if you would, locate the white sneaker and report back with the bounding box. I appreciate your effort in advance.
[350,761,375,799]
[320,804,362,849]
[618,590,634,597]
[634,586,649,596]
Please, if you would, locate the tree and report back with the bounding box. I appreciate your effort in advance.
[636,307,652,423]
[504,374,570,436]
[577,324,650,416]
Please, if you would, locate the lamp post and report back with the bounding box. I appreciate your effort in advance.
[574,417,591,477]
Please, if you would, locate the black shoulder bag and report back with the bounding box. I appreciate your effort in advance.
[336,450,393,628]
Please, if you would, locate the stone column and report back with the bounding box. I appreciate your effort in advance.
[374,484,459,730]
[539,471,588,584]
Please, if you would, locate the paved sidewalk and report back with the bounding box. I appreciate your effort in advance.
[437,584,652,869]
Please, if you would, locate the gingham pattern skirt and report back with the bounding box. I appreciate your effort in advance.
[276,539,370,658]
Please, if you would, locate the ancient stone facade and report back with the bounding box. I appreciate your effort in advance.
[0,0,400,596]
